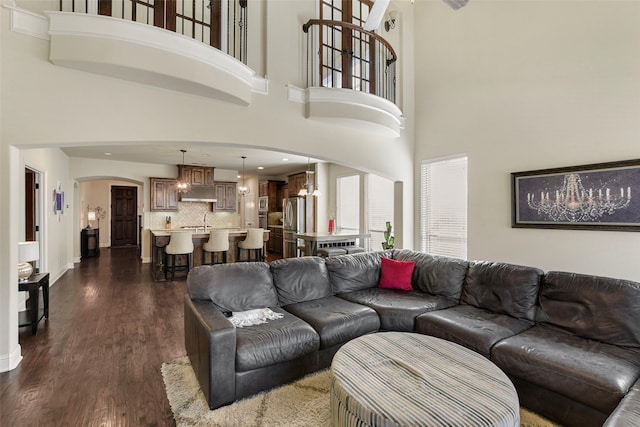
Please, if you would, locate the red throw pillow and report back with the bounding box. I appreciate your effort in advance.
[379,257,415,291]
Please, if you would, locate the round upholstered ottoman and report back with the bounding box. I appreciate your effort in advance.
[330,332,520,427]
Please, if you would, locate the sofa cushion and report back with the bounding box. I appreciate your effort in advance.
[491,325,640,415]
[604,380,640,427]
[270,257,333,305]
[538,271,640,348]
[338,288,458,331]
[415,304,533,358]
[235,307,320,372]
[392,249,468,299]
[462,261,543,321]
[187,263,279,312]
[378,257,414,290]
[325,251,393,293]
[284,296,380,349]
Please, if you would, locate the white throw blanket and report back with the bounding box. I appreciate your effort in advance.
[229,308,284,328]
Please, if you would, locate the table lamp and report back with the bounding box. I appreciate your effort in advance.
[18,241,39,282]
[87,210,96,229]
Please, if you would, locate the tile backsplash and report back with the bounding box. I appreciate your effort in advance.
[148,202,239,230]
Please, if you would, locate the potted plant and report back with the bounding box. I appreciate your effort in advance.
[381,221,394,250]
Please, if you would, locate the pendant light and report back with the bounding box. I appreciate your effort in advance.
[298,158,320,197]
[238,156,249,196]
[176,149,191,193]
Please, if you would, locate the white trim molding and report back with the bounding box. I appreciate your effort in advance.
[288,85,404,137]
[0,344,22,373]
[4,3,50,40]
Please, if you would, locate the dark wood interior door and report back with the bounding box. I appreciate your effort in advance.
[111,186,138,247]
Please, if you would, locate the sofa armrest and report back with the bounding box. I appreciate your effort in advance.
[604,380,640,427]
[184,294,237,409]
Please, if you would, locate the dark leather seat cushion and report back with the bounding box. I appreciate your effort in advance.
[284,296,380,349]
[338,288,458,331]
[187,263,279,311]
[462,261,543,321]
[492,325,640,414]
[270,257,334,305]
[235,307,320,372]
[325,251,393,293]
[415,304,533,358]
[393,249,468,300]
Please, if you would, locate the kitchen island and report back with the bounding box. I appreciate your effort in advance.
[294,231,370,256]
[150,229,270,281]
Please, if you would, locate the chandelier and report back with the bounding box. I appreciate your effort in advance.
[176,149,191,193]
[297,158,320,197]
[238,156,249,196]
[526,173,631,222]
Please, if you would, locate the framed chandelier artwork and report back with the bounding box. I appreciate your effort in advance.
[512,159,640,231]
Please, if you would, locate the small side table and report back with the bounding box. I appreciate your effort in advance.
[18,272,49,335]
[81,228,100,259]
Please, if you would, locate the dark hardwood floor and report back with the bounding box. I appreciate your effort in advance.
[0,247,187,426]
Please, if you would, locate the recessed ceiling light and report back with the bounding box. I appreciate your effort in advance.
[282,158,289,161]
[258,166,264,170]
[237,174,241,179]
[104,152,112,156]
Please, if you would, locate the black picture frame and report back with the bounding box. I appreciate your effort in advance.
[511,159,640,231]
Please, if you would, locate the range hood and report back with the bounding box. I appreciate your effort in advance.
[179,186,217,203]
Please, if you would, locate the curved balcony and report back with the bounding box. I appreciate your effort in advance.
[299,19,403,136]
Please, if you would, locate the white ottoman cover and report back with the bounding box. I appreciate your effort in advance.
[330,332,520,427]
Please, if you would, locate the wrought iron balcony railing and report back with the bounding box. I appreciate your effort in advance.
[303,19,397,104]
[59,0,248,64]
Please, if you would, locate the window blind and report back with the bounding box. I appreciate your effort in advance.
[420,156,468,259]
[367,174,394,251]
[337,175,360,232]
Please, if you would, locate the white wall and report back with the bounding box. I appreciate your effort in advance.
[0,0,416,370]
[415,0,640,281]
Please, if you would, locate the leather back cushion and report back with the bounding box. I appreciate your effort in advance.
[392,249,468,299]
[270,257,333,305]
[325,251,393,293]
[187,263,279,312]
[538,271,640,348]
[461,261,543,321]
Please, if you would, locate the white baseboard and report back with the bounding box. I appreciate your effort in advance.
[0,344,22,373]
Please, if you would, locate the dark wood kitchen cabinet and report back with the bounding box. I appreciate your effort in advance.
[214,182,237,211]
[288,172,307,197]
[268,226,283,255]
[150,178,178,211]
[178,165,215,186]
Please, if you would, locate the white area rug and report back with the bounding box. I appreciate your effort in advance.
[162,357,560,427]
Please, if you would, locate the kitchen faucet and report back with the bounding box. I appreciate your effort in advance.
[203,213,208,232]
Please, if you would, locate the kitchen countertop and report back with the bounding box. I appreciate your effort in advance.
[268,224,283,229]
[294,231,370,241]
[151,228,270,237]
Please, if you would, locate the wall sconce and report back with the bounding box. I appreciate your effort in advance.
[384,11,398,32]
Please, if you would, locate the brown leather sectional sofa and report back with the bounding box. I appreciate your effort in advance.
[184,250,640,426]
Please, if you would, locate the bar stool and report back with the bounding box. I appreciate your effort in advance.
[164,231,194,280]
[202,229,229,265]
[237,228,264,262]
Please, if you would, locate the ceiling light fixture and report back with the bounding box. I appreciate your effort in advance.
[298,158,320,198]
[176,149,191,193]
[238,156,250,196]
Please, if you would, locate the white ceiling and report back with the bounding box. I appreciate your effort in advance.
[62,143,320,177]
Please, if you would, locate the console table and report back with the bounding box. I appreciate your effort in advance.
[294,231,370,256]
[81,228,100,258]
[18,272,49,335]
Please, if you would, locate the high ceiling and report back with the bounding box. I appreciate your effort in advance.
[61,143,320,177]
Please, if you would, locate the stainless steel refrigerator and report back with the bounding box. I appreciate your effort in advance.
[283,197,305,258]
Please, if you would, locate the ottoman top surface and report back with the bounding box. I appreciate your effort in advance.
[331,332,520,427]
